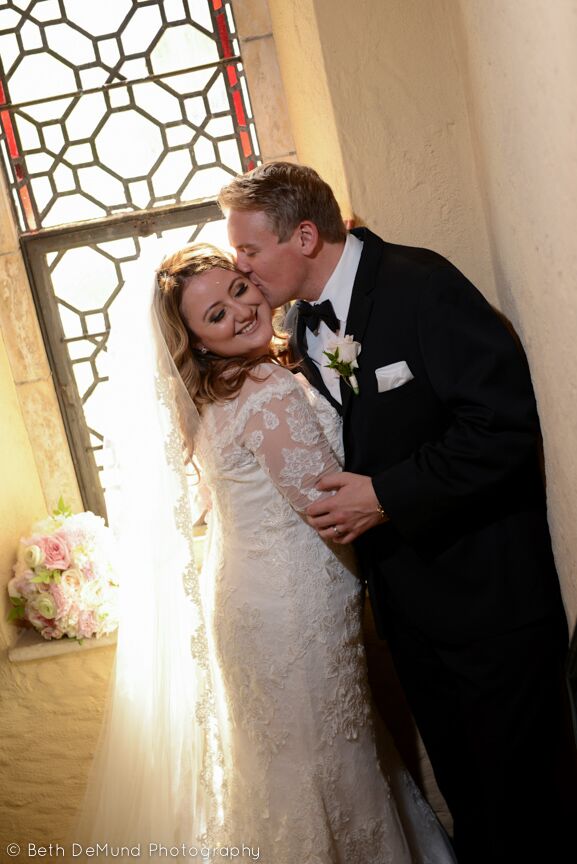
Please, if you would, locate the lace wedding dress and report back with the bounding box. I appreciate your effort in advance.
[195,363,456,864]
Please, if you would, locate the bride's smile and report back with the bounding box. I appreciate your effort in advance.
[179,266,274,359]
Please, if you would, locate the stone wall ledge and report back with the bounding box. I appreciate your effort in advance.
[8,628,116,663]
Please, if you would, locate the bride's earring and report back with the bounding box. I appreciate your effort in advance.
[199,346,208,354]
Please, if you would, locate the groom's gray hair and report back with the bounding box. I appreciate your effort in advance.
[218,161,347,244]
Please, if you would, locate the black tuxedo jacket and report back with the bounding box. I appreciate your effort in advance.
[288,228,563,643]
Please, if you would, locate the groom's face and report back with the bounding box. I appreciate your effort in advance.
[226,208,308,309]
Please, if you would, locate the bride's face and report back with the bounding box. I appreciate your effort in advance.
[180,267,274,359]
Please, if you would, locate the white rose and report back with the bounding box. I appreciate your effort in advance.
[30,593,57,620]
[81,581,102,606]
[61,568,83,590]
[338,335,361,367]
[23,544,44,568]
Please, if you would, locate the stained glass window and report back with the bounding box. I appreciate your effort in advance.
[0,0,259,232]
[0,1,261,516]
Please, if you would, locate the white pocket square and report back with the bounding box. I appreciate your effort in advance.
[375,361,414,393]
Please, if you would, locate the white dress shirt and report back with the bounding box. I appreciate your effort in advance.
[306,233,363,404]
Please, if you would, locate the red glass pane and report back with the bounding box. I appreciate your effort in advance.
[212,2,259,171]
[239,130,251,158]
[215,11,233,59]
[0,110,19,159]
[18,185,37,231]
[232,90,246,127]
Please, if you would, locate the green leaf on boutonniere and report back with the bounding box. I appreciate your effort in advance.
[323,346,360,395]
[323,348,353,378]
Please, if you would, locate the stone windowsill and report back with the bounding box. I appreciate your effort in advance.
[8,627,117,662]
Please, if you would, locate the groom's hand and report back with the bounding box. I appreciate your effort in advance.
[306,472,388,543]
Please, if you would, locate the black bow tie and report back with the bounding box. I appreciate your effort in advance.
[297,299,340,334]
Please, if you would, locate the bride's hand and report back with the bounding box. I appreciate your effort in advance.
[306,472,388,543]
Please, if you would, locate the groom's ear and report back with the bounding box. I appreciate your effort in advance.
[295,220,319,256]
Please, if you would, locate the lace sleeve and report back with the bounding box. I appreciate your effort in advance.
[237,365,341,513]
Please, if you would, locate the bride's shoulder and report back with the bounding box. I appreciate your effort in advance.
[241,362,298,396]
[231,363,302,422]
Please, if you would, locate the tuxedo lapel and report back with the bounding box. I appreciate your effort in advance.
[341,229,382,418]
[303,355,343,414]
[286,303,342,414]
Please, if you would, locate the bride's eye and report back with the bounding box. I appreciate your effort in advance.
[210,308,225,323]
[234,281,248,297]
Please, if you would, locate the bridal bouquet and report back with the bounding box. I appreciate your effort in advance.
[7,498,119,641]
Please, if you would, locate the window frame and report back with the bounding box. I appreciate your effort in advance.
[20,199,222,518]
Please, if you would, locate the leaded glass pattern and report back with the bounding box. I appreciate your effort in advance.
[24,206,229,515]
[0,0,259,231]
[1,0,264,515]
[57,218,228,468]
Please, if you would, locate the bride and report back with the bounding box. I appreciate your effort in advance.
[77,243,456,863]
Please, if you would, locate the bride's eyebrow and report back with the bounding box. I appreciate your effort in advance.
[202,275,242,320]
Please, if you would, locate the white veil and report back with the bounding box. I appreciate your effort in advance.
[74,247,228,857]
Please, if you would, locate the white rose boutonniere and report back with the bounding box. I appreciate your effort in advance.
[323,334,361,395]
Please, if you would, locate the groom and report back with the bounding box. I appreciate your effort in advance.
[218,162,577,864]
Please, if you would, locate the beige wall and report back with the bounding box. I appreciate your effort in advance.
[0,411,114,853]
[268,0,495,299]
[451,0,577,628]
[0,174,115,849]
[269,0,577,629]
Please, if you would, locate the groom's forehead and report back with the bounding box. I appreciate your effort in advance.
[226,208,278,244]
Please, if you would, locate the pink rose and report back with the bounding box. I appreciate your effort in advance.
[77,610,97,639]
[48,584,71,619]
[66,602,80,630]
[37,532,70,570]
[40,625,64,640]
[81,562,96,581]
[26,608,50,631]
[8,571,35,598]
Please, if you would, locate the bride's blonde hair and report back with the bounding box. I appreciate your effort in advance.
[154,242,282,409]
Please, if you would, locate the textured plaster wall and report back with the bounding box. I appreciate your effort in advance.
[233,0,297,163]
[268,0,495,300]
[0,170,115,851]
[451,0,577,628]
[0,350,115,851]
[265,0,354,219]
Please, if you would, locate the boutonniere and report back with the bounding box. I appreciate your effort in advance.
[323,334,361,395]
